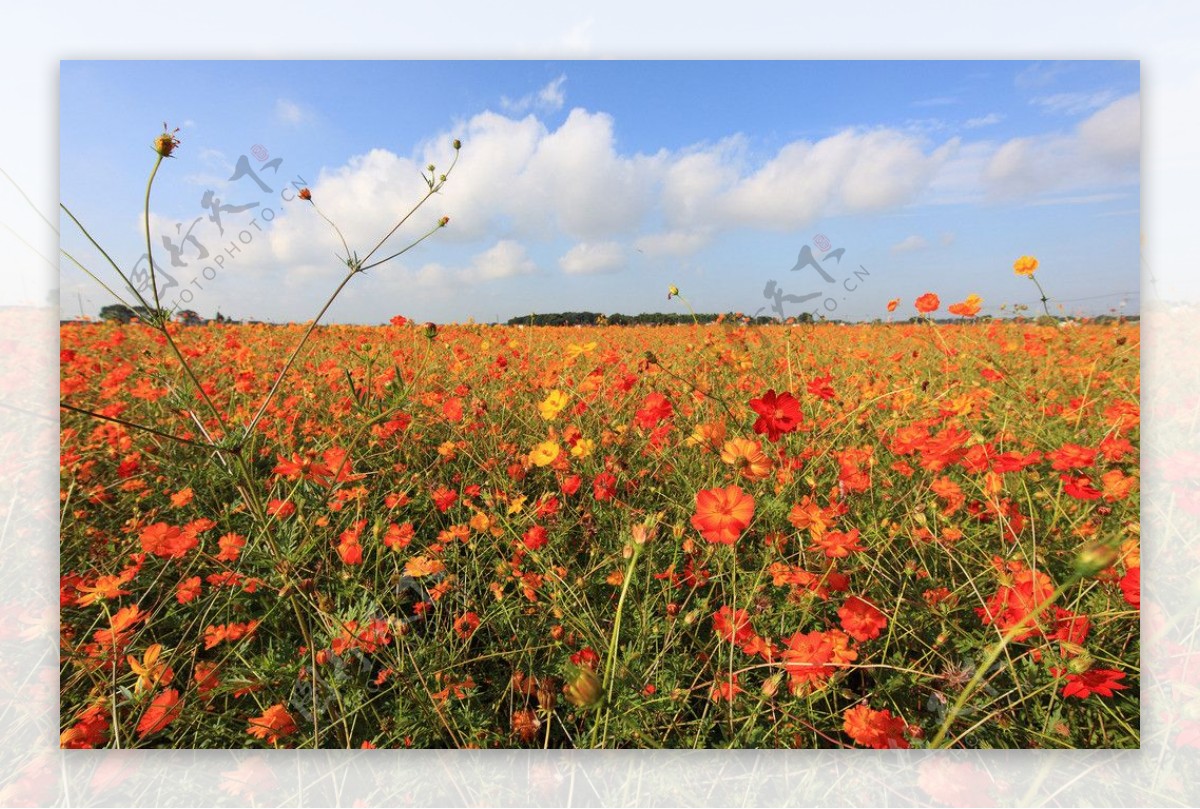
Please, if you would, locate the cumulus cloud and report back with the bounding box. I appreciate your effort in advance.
[983,93,1139,198]
[559,241,625,275]
[462,240,537,281]
[890,235,928,254]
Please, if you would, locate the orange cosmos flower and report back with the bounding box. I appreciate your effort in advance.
[914,293,940,314]
[1013,255,1039,276]
[886,298,900,312]
[720,437,773,481]
[247,704,297,745]
[781,628,857,695]
[843,703,911,749]
[947,294,982,318]
[136,688,182,739]
[837,596,888,642]
[690,485,755,545]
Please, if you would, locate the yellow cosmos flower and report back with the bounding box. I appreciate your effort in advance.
[1013,255,1039,277]
[566,342,597,360]
[570,438,595,459]
[538,390,569,421]
[530,441,561,467]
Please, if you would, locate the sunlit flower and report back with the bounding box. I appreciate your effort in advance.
[1013,255,1039,276]
[691,485,755,545]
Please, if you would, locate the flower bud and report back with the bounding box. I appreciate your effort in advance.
[299,187,312,201]
[1073,542,1118,578]
[563,665,603,709]
[439,216,450,227]
[453,139,462,150]
[154,126,181,158]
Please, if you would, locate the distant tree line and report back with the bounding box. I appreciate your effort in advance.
[505,311,796,327]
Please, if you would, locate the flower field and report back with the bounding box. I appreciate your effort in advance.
[59,314,1140,749]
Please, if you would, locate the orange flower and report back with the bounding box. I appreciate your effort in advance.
[914,293,940,314]
[811,528,864,558]
[247,704,297,745]
[843,703,910,749]
[139,522,198,559]
[886,298,900,312]
[215,532,246,563]
[781,628,857,695]
[76,574,130,606]
[690,485,755,545]
[720,437,773,481]
[947,294,982,318]
[404,555,446,578]
[176,576,201,604]
[1013,255,1038,276]
[136,688,182,739]
[837,596,888,642]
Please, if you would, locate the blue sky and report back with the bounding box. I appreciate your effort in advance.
[59,60,1140,323]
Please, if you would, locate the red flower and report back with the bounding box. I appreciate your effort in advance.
[1120,566,1140,608]
[691,485,755,545]
[712,605,754,645]
[1061,668,1129,700]
[522,524,548,551]
[593,472,617,501]
[914,293,940,314]
[634,392,674,429]
[748,389,802,442]
[453,612,481,640]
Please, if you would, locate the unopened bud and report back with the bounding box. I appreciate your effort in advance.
[1074,542,1118,578]
[563,666,603,709]
[439,216,450,227]
[299,187,312,201]
[453,139,462,150]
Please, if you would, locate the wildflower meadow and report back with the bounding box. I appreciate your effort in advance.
[59,126,1139,750]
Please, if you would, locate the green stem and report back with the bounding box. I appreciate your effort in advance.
[143,154,165,311]
[1029,274,1052,317]
[595,541,643,748]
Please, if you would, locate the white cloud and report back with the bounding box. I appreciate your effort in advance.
[634,229,712,258]
[559,241,625,275]
[890,235,928,254]
[965,113,1003,128]
[462,240,537,281]
[275,99,310,126]
[983,93,1139,198]
[501,75,568,114]
[1032,90,1119,115]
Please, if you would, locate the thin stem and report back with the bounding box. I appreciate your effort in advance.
[595,542,643,748]
[161,327,232,437]
[360,149,458,267]
[60,249,136,311]
[143,154,165,310]
[60,205,152,311]
[241,271,358,441]
[59,401,236,454]
[1030,274,1052,317]
[358,221,446,273]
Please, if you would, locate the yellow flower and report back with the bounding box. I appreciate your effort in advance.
[566,342,597,360]
[127,644,171,692]
[570,438,595,459]
[538,390,569,421]
[667,285,680,300]
[1013,255,1039,277]
[529,441,561,467]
